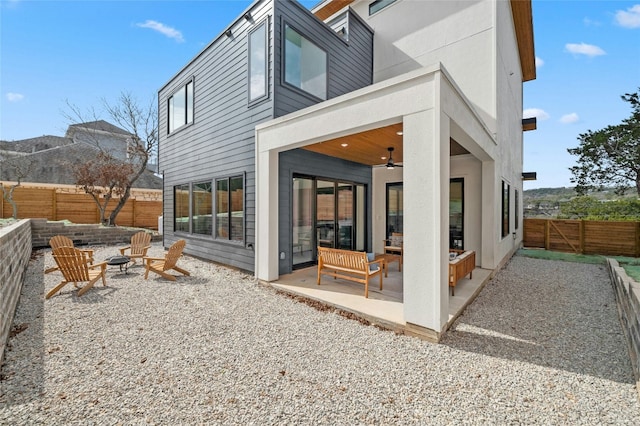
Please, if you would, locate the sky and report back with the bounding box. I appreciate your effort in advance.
[1,0,639,190]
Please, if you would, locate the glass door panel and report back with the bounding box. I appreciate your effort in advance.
[386,183,403,237]
[450,178,464,250]
[316,181,335,248]
[337,183,354,250]
[355,185,365,251]
[292,177,314,266]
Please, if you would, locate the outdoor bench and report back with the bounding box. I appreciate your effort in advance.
[317,246,383,298]
[449,250,475,296]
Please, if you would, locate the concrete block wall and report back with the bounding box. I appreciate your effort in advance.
[606,258,640,398]
[0,219,32,367]
[30,219,162,249]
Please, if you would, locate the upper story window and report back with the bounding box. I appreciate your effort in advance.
[168,79,194,134]
[249,20,268,103]
[284,24,327,100]
[369,0,397,15]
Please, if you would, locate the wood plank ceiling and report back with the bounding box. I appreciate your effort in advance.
[302,123,469,166]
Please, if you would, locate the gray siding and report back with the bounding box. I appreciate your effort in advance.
[158,0,275,272]
[273,3,374,117]
[158,0,374,273]
[278,149,373,275]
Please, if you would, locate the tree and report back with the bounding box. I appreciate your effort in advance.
[568,88,640,196]
[0,149,36,219]
[65,92,158,226]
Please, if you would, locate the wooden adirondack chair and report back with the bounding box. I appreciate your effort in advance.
[45,235,95,274]
[143,239,190,281]
[46,246,107,299]
[119,231,152,265]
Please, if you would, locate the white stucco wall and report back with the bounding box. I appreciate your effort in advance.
[349,0,497,132]
[495,0,525,261]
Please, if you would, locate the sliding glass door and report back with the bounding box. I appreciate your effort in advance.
[293,176,366,268]
[292,177,314,265]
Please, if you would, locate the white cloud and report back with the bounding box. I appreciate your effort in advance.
[535,56,544,67]
[6,92,24,102]
[136,20,184,42]
[523,108,550,121]
[615,4,640,28]
[565,42,606,57]
[559,113,579,124]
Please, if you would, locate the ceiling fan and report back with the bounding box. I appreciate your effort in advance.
[378,147,402,169]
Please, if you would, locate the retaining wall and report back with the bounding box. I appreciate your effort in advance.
[30,219,162,248]
[0,220,32,367]
[606,258,640,398]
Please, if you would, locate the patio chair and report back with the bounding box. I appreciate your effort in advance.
[143,239,190,281]
[383,232,403,270]
[119,231,152,265]
[45,235,94,274]
[46,246,107,299]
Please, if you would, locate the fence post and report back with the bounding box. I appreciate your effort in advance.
[52,189,57,220]
[544,219,550,250]
[579,220,585,254]
[636,222,640,258]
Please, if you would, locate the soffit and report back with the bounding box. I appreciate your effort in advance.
[511,0,536,82]
[301,124,470,166]
[313,0,355,21]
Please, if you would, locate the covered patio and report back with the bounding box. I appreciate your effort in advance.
[256,64,500,340]
[269,263,492,338]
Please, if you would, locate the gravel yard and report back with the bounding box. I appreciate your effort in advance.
[1,243,639,424]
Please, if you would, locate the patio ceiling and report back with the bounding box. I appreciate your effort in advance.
[302,123,469,166]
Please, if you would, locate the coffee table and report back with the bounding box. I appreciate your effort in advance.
[106,255,131,274]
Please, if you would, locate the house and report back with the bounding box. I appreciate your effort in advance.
[0,121,162,189]
[158,0,535,339]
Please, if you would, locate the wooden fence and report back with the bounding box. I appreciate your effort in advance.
[523,218,640,257]
[1,182,162,230]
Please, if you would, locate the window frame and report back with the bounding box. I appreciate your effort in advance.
[248,18,269,104]
[215,174,245,242]
[282,23,328,101]
[167,78,194,135]
[369,0,397,16]
[502,180,510,238]
[192,180,213,236]
[515,189,519,230]
[174,183,191,233]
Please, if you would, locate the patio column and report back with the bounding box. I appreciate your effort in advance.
[255,147,279,281]
[403,108,449,333]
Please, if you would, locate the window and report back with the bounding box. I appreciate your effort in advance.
[174,184,190,233]
[249,21,268,102]
[515,189,519,230]
[192,181,212,235]
[502,181,510,238]
[284,25,327,100]
[168,79,194,133]
[369,0,397,15]
[216,175,244,241]
[386,183,403,236]
[450,178,464,250]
